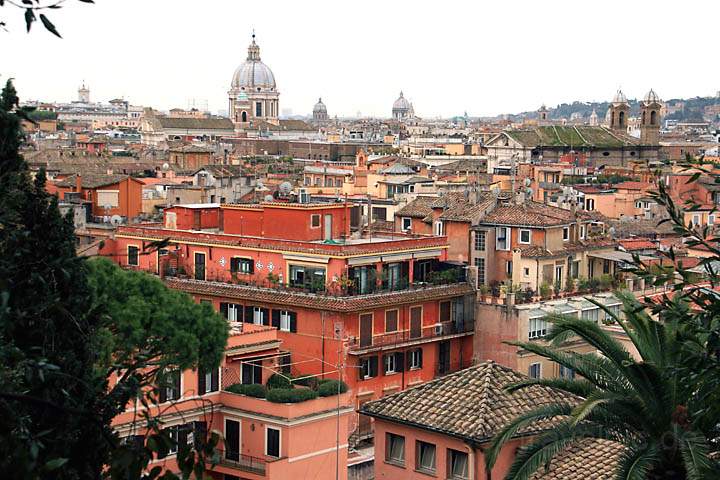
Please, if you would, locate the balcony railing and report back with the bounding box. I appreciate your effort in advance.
[218,449,268,476]
[164,265,469,298]
[348,319,474,352]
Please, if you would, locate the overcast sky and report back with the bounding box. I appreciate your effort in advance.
[2,0,718,118]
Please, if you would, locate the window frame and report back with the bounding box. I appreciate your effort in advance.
[265,426,281,458]
[230,257,253,275]
[385,433,405,466]
[401,217,412,232]
[496,227,510,251]
[528,362,542,379]
[385,309,399,333]
[415,440,436,474]
[127,245,140,266]
[528,317,548,339]
[384,353,397,375]
[279,310,291,332]
[311,214,321,228]
[409,348,422,369]
[518,229,532,244]
[474,230,486,251]
[562,226,570,241]
[447,448,469,479]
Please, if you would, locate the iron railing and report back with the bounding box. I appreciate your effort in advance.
[348,319,474,352]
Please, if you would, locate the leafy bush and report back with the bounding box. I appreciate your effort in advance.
[292,375,318,389]
[226,383,267,398]
[539,283,552,300]
[317,380,348,397]
[266,373,292,390]
[266,387,318,403]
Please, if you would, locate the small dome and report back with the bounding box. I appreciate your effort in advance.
[644,89,661,104]
[612,89,628,104]
[231,35,276,90]
[393,91,412,111]
[313,97,327,113]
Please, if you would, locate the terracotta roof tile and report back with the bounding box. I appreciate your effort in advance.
[530,439,623,480]
[360,361,578,443]
[432,191,496,223]
[481,201,574,227]
[396,196,437,219]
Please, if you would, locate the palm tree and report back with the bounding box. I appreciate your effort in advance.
[484,292,717,480]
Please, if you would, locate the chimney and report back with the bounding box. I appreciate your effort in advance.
[75,174,82,193]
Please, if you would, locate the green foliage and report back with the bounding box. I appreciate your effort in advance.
[291,374,318,389]
[226,383,267,398]
[266,373,292,390]
[266,387,318,403]
[317,379,348,397]
[539,282,552,300]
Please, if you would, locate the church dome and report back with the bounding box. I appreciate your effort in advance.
[612,88,628,104]
[313,97,327,114]
[231,36,276,91]
[644,89,661,104]
[393,91,412,112]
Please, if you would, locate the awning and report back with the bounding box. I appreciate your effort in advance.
[413,249,443,259]
[284,254,330,264]
[588,251,654,263]
[348,255,382,266]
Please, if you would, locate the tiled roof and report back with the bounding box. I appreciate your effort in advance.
[195,165,248,177]
[613,181,653,191]
[168,145,215,153]
[576,210,610,223]
[432,191,496,223]
[618,238,656,251]
[517,239,616,259]
[359,361,579,444]
[481,201,575,227]
[530,439,623,480]
[396,196,437,219]
[164,278,474,313]
[157,117,234,131]
[55,173,131,188]
[502,126,639,149]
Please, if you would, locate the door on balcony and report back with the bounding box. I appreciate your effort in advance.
[359,313,373,347]
[193,210,201,230]
[225,419,240,461]
[438,341,451,375]
[324,214,333,241]
[410,306,422,339]
[194,252,205,280]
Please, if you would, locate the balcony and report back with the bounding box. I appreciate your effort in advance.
[217,451,270,476]
[347,319,474,354]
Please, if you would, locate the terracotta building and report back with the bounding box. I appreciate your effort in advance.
[360,361,622,480]
[105,200,476,445]
[112,322,354,479]
[53,173,144,221]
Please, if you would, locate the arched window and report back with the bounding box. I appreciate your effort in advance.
[650,110,657,125]
[642,111,646,124]
[619,111,625,126]
[241,111,247,122]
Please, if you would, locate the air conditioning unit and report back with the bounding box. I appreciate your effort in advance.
[434,323,443,335]
[298,188,311,204]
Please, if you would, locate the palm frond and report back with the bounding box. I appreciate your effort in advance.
[504,377,595,398]
[615,439,660,480]
[678,428,716,480]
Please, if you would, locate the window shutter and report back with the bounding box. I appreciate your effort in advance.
[395,352,404,371]
[418,348,423,368]
[158,378,167,403]
[253,363,262,384]
[177,425,189,451]
[211,368,219,391]
[358,360,365,380]
[220,302,229,320]
[289,311,297,333]
[271,310,280,328]
[198,368,206,395]
[244,306,253,323]
[262,308,270,326]
[248,259,254,274]
[381,354,388,376]
[406,351,412,370]
[369,356,378,378]
[193,421,207,449]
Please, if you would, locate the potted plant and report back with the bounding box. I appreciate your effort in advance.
[539,282,552,300]
[479,283,490,302]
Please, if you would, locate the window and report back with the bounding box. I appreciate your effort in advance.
[559,365,575,380]
[273,310,295,332]
[409,348,423,369]
[230,257,253,274]
[360,356,378,379]
[401,217,412,232]
[241,360,262,384]
[289,264,326,291]
[439,301,451,322]
[127,245,139,266]
[220,302,241,322]
[159,370,181,402]
[523,267,530,277]
[447,449,468,479]
[519,229,532,244]
[529,362,542,379]
[255,102,262,117]
[474,258,485,285]
[253,307,265,325]
[164,425,180,455]
[225,419,240,461]
[585,198,595,211]
[496,227,510,251]
[580,225,586,240]
[692,214,701,226]
[605,304,621,322]
[474,231,486,251]
[434,220,444,236]
[415,441,436,474]
[709,215,715,226]
[555,265,563,285]
[528,317,548,339]
[385,310,398,332]
[506,260,513,276]
[581,308,599,322]
[198,367,219,394]
[311,214,321,228]
[384,353,397,374]
[266,427,280,458]
[562,227,570,241]
[385,433,405,466]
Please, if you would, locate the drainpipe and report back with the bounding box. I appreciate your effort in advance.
[466,443,476,480]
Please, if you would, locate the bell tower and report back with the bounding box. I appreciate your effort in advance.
[640,89,662,145]
[608,88,629,133]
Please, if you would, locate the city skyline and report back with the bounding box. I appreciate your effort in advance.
[2,0,719,118]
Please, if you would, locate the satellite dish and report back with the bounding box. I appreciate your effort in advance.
[264,194,274,202]
[256,180,264,189]
[524,178,532,187]
[110,215,123,225]
[162,162,170,171]
[279,181,292,195]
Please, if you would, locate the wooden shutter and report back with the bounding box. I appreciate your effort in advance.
[359,314,373,347]
[439,301,451,323]
[245,306,253,324]
[198,368,206,395]
[395,352,404,371]
[220,303,229,319]
[211,368,219,392]
[381,354,388,376]
[172,371,181,400]
[369,356,378,378]
[271,309,280,328]
[410,307,422,339]
[358,359,366,380]
[248,259,254,274]
[225,419,240,461]
[262,308,270,326]
[158,382,167,403]
[417,347,423,368]
[253,363,262,384]
[289,311,297,333]
[193,421,207,449]
[406,351,412,370]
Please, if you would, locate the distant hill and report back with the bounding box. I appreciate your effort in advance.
[506,95,720,123]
